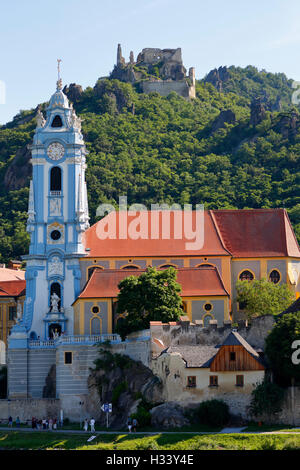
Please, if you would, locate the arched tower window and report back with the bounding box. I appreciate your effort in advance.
[51,115,63,128]
[50,167,62,192]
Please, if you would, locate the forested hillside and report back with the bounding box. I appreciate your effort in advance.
[0,66,299,263]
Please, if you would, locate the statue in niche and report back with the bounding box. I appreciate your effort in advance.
[51,292,60,313]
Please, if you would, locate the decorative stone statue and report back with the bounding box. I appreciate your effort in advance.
[16,302,22,322]
[36,109,46,128]
[50,292,60,313]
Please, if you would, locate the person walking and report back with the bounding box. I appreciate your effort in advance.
[132,417,138,432]
[16,416,20,428]
[8,416,12,428]
[127,417,132,433]
[48,418,53,431]
[53,418,57,430]
[83,418,89,432]
[90,417,95,433]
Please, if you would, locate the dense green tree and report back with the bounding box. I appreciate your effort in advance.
[116,267,183,339]
[236,279,294,319]
[265,312,300,386]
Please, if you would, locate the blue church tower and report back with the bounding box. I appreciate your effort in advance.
[9,72,89,345]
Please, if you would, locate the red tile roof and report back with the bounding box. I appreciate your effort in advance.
[211,208,300,258]
[0,268,25,281]
[82,209,300,259]
[77,266,229,300]
[0,280,26,297]
[82,210,230,258]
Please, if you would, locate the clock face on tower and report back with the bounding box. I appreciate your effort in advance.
[47,142,65,161]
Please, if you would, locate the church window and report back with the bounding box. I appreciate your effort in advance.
[92,306,100,314]
[239,270,254,281]
[88,266,104,280]
[51,115,63,128]
[204,303,213,312]
[121,265,140,270]
[159,264,177,269]
[187,376,196,388]
[50,230,61,241]
[64,352,73,364]
[196,263,214,268]
[230,352,236,361]
[91,316,101,335]
[269,269,280,284]
[50,167,62,192]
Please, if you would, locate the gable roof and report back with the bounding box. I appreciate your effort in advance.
[211,208,300,258]
[163,330,264,368]
[76,266,229,301]
[82,209,300,259]
[82,210,230,258]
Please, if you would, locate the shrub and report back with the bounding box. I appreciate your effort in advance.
[248,379,284,418]
[131,406,151,427]
[196,399,230,427]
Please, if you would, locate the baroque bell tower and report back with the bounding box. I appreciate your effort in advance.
[13,63,89,341]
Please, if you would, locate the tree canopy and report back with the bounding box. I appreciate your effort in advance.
[236,278,294,319]
[265,312,300,386]
[115,266,183,339]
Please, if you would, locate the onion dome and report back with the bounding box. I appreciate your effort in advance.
[48,79,69,109]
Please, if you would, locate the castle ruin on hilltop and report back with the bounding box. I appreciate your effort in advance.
[110,44,196,99]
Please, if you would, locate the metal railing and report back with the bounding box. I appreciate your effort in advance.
[28,334,121,348]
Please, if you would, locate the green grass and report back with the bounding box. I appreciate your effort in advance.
[0,431,300,450]
[244,424,300,433]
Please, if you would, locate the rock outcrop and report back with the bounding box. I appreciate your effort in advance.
[4,144,32,191]
[150,402,190,428]
[210,109,236,134]
[250,98,266,127]
[86,350,163,429]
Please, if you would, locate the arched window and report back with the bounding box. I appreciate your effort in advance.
[91,317,101,335]
[51,115,63,128]
[50,282,61,311]
[195,264,214,268]
[239,270,254,281]
[50,167,62,192]
[203,314,213,327]
[269,269,281,284]
[121,265,140,270]
[159,264,177,269]
[88,266,104,280]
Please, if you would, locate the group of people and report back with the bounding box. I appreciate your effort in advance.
[31,417,58,430]
[83,417,96,432]
[127,417,138,432]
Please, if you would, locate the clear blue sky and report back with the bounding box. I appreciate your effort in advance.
[1,0,300,124]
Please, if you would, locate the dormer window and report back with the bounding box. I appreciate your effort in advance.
[51,115,63,128]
